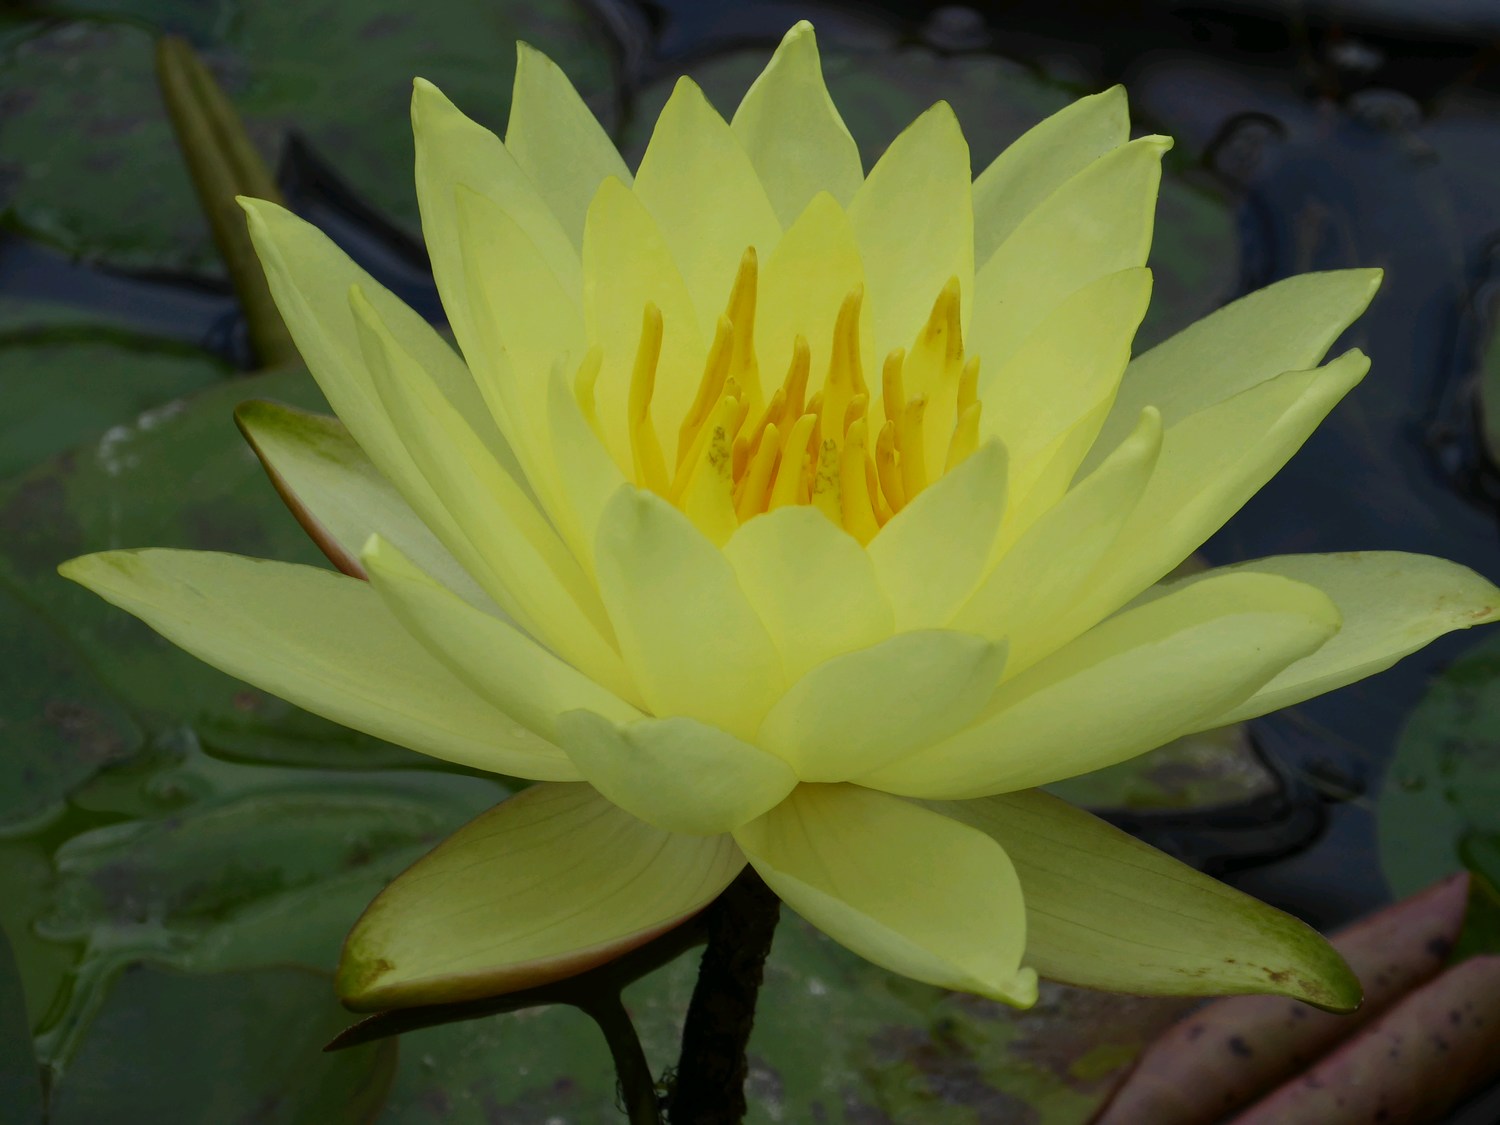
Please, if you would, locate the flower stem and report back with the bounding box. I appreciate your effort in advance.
[666,868,781,1124]
[580,994,662,1125]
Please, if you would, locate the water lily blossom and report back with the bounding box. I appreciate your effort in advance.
[61,21,1499,1014]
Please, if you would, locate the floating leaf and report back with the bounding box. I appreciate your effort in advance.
[0,336,227,479]
[1379,631,1500,899]
[46,963,397,1125]
[1,3,620,273]
[0,925,43,1125]
[0,366,436,771]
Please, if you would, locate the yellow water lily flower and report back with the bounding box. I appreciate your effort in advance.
[61,22,1499,1013]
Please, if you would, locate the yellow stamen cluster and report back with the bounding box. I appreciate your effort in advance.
[585,248,982,545]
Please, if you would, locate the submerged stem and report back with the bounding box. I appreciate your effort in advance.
[667,868,782,1124]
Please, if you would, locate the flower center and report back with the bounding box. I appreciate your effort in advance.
[578,249,982,545]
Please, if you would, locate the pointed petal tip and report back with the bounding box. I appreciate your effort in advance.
[996,965,1040,1009]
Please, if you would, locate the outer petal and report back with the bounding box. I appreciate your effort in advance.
[723,506,892,682]
[1174,552,1500,727]
[555,712,798,835]
[241,200,507,533]
[594,488,784,740]
[505,42,632,249]
[730,20,863,225]
[733,785,1038,1005]
[455,185,585,436]
[359,535,641,742]
[234,400,493,612]
[954,408,1162,669]
[931,790,1360,1010]
[57,550,578,780]
[757,631,1007,781]
[867,439,1007,630]
[1087,268,1383,467]
[969,136,1168,374]
[350,286,631,698]
[972,85,1129,264]
[1054,349,1371,642]
[633,78,782,333]
[338,783,744,1009]
[847,102,973,361]
[860,571,1340,799]
[411,79,580,358]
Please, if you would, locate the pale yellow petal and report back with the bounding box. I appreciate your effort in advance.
[867,439,1007,630]
[545,365,629,568]
[506,42,632,249]
[360,535,641,743]
[583,177,704,465]
[860,572,1340,799]
[455,184,586,436]
[411,79,580,378]
[556,711,798,835]
[593,488,784,739]
[954,409,1162,670]
[1088,268,1382,468]
[723,506,893,682]
[234,400,494,613]
[969,136,1168,374]
[350,285,631,699]
[847,102,974,360]
[1171,552,1500,727]
[972,85,1129,264]
[339,783,743,1009]
[730,20,863,225]
[58,550,577,780]
[1052,349,1371,644]
[733,785,1037,1005]
[633,77,782,331]
[240,199,506,540]
[756,192,866,389]
[981,266,1152,502]
[931,790,1359,1009]
[757,631,1006,781]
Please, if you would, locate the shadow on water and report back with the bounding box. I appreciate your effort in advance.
[7,0,1500,946]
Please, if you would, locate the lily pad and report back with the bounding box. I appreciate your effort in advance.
[0,1,620,273]
[1048,724,1276,812]
[46,963,397,1125]
[0,365,436,772]
[0,925,43,1125]
[0,581,142,829]
[1379,630,1500,897]
[0,335,228,479]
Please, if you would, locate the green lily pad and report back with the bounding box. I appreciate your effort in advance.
[0,2,620,273]
[46,963,396,1125]
[1047,724,1276,812]
[0,365,437,772]
[0,581,142,830]
[39,779,499,968]
[0,335,228,479]
[1379,631,1500,897]
[0,925,43,1125]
